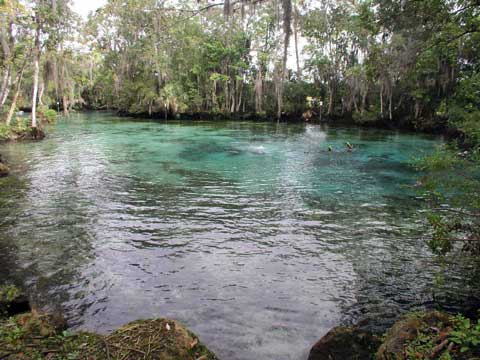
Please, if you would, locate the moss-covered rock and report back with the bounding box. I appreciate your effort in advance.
[105,319,217,360]
[0,312,217,360]
[0,162,9,177]
[307,326,381,360]
[0,285,30,317]
[376,311,452,360]
[0,312,103,359]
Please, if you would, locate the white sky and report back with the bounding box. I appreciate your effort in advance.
[73,0,106,18]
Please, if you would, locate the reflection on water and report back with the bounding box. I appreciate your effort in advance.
[0,113,477,360]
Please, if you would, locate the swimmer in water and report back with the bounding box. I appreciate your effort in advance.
[346,142,353,152]
[328,145,333,152]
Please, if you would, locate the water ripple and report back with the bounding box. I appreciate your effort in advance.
[0,114,477,360]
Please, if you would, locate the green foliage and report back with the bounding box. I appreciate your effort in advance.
[352,110,379,124]
[43,109,57,122]
[0,312,218,360]
[38,106,57,123]
[417,143,480,255]
[0,285,20,304]
[450,315,480,353]
[404,314,480,359]
[0,118,31,141]
[415,45,480,255]
[0,312,104,360]
[2,0,479,124]
[0,125,12,141]
[283,81,321,114]
[0,285,21,318]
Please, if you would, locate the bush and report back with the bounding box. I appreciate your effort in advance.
[404,314,480,359]
[0,285,20,304]
[416,126,480,255]
[0,285,21,317]
[0,118,33,141]
[37,106,57,123]
[352,110,379,124]
[0,124,12,141]
[43,109,57,123]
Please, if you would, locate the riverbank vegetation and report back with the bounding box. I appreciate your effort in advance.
[0,313,218,360]
[308,311,480,360]
[0,0,479,358]
[3,284,479,360]
[0,285,218,360]
[0,0,478,128]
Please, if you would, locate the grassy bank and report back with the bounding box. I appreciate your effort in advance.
[0,285,217,360]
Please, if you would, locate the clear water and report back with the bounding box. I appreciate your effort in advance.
[0,113,476,359]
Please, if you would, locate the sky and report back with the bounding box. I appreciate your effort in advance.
[72,0,106,18]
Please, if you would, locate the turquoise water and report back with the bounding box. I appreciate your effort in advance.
[0,113,474,359]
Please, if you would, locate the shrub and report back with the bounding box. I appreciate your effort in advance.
[352,110,379,124]
[0,124,12,141]
[37,106,57,123]
[43,109,57,123]
[404,314,480,359]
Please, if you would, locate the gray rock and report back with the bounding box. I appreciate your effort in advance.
[308,326,380,360]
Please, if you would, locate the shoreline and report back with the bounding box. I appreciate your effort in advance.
[15,106,450,135]
[115,110,449,135]
[1,285,479,359]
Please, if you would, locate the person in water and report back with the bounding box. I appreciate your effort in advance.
[346,142,353,152]
[328,146,333,152]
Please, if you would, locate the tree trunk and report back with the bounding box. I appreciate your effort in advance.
[236,80,243,112]
[69,84,75,111]
[293,5,301,80]
[31,14,41,129]
[224,81,229,113]
[275,68,283,120]
[380,84,384,117]
[38,78,45,106]
[212,80,217,110]
[0,65,11,108]
[62,95,68,116]
[255,70,263,113]
[389,92,393,120]
[6,65,26,126]
[327,80,335,115]
[230,79,236,113]
[278,0,292,121]
[0,17,12,109]
[361,89,367,113]
[6,82,21,126]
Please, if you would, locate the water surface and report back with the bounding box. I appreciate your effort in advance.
[0,113,475,359]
